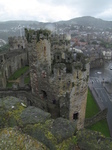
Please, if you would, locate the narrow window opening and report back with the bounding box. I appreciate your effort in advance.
[29,100,33,106]
[42,71,46,78]
[73,112,78,120]
[77,70,79,79]
[57,56,60,60]
[52,69,54,74]
[59,69,61,75]
[53,99,56,104]
[9,66,12,76]
[44,46,46,51]
[44,46,46,56]
[41,90,47,99]
[63,86,65,89]
[21,59,23,66]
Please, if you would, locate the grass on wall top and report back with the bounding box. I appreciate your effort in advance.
[8,66,29,80]
[24,75,30,84]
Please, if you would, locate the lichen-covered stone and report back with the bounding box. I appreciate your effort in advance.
[1,96,112,150]
[0,96,24,110]
[77,129,112,150]
[23,121,57,150]
[20,106,51,125]
[0,127,49,150]
[0,96,25,128]
[23,117,76,150]
[0,96,51,128]
[50,118,76,142]
[56,137,75,150]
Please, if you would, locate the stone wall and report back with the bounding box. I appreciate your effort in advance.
[0,89,59,118]
[8,36,27,50]
[4,52,28,78]
[0,51,28,87]
[0,66,6,88]
[0,36,28,88]
[84,108,108,127]
[69,62,89,129]
[28,38,51,96]
[0,88,108,128]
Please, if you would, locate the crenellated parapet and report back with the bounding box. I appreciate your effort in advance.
[25,28,51,43]
[8,36,27,51]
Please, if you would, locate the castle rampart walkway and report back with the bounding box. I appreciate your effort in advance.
[0,88,55,115]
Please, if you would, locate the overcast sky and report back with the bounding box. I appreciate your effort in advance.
[0,0,112,22]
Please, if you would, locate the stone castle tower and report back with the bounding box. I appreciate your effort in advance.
[26,29,90,129]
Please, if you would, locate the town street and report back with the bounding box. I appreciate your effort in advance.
[89,61,112,137]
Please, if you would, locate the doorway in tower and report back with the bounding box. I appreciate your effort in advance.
[41,90,47,99]
[73,112,79,120]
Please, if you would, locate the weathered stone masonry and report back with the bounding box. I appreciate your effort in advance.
[27,30,90,129]
[0,36,28,88]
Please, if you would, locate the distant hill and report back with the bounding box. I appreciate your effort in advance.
[0,16,112,42]
[57,16,112,28]
[0,20,42,42]
[0,20,40,30]
[69,16,112,28]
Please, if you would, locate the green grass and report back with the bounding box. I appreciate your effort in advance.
[85,89,99,118]
[24,75,30,84]
[87,119,110,137]
[6,82,13,88]
[85,89,110,137]
[8,66,29,80]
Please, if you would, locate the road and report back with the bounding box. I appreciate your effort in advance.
[89,61,112,137]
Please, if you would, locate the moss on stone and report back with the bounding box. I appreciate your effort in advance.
[0,127,49,150]
[22,118,76,150]
[20,106,51,126]
[56,137,75,150]
[0,96,26,128]
[4,96,112,150]
[77,129,112,150]
[50,118,76,143]
[23,123,57,150]
[7,104,25,127]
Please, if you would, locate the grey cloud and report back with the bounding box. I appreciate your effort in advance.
[38,0,112,20]
[0,0,112,21]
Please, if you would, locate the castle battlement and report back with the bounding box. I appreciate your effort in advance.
[8,36,27,51]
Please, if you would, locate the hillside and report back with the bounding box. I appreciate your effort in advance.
[0,16,112,42]
[61,16,112,28]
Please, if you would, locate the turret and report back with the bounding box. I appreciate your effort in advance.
[8,36,27,51]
